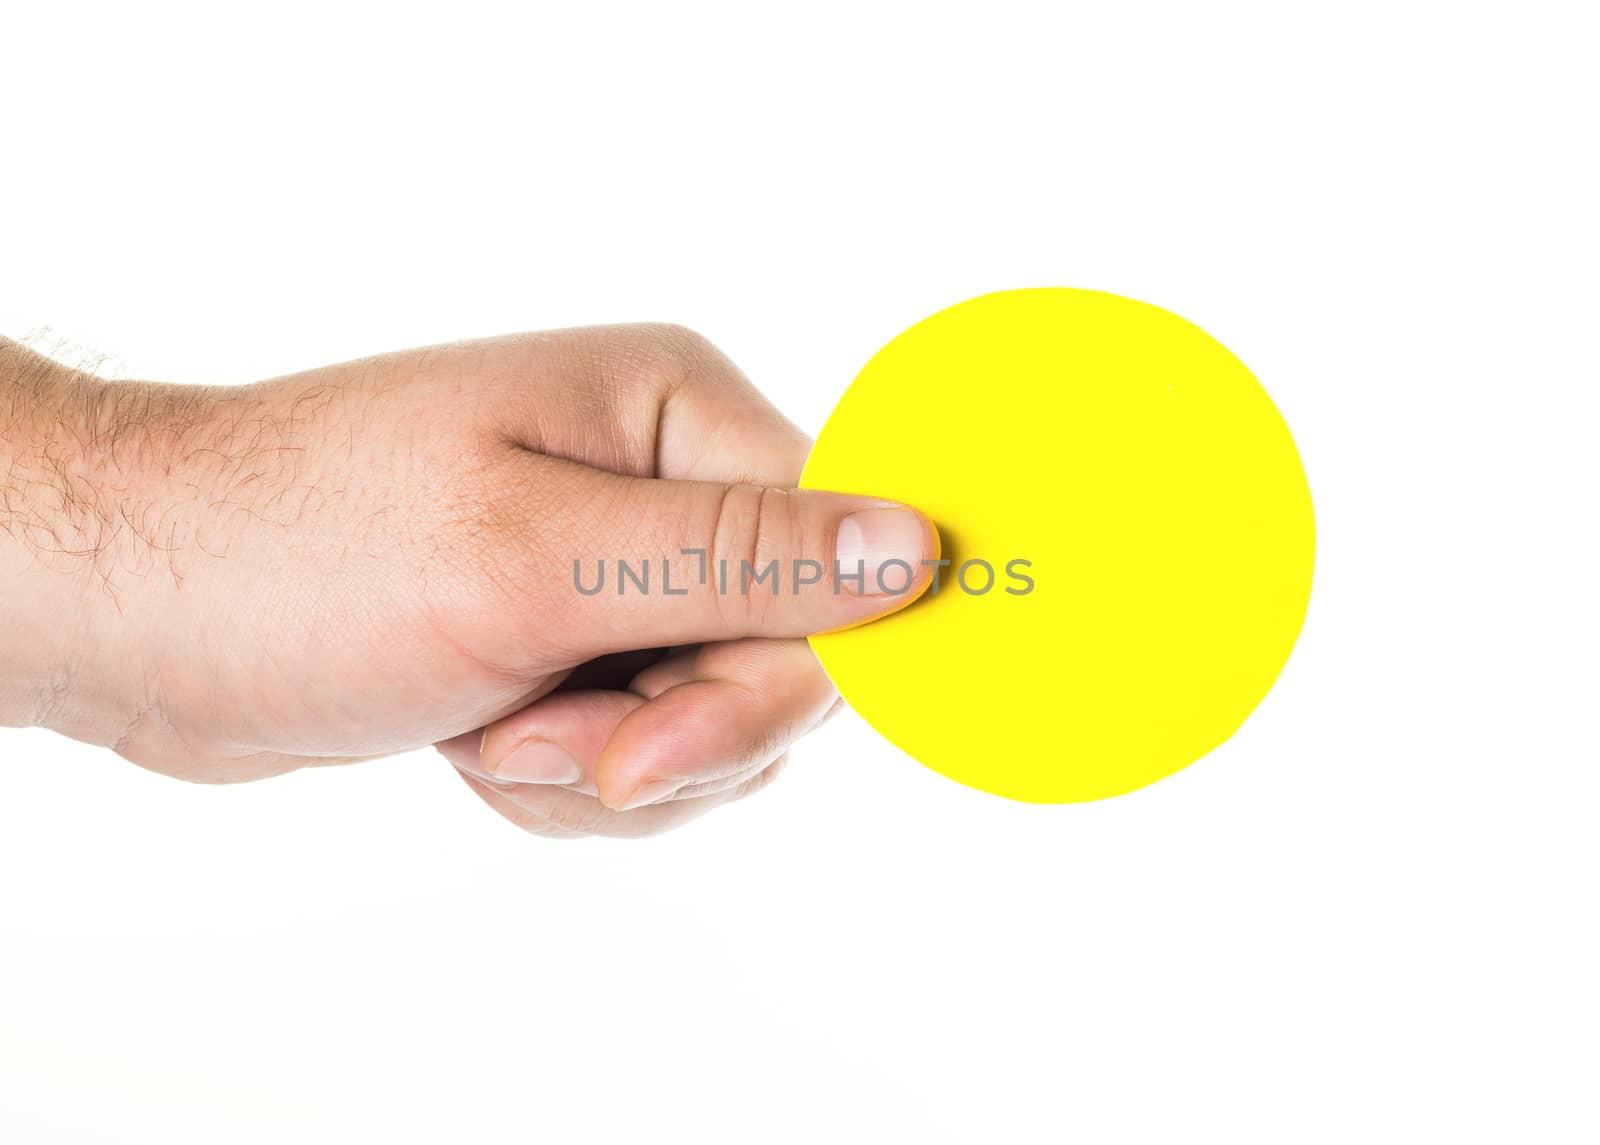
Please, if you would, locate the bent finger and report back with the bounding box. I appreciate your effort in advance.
[595,637,836,810]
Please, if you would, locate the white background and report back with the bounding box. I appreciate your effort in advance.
[2,3,1595,1141]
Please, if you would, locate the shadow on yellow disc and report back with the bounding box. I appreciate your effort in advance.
[801,288,1315,803]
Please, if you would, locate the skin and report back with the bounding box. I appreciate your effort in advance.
[0,326,935,838]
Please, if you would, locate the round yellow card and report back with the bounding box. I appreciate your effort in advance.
[802,288,1314,803]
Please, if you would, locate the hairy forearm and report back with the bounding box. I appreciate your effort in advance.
[0,337,413,759]
[0,339,193,741]
[0,338,102,731]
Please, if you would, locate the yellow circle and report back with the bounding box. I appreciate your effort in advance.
[802,288,1315,803]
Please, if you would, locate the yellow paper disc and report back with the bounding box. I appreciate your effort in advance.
[802,288,1315,803]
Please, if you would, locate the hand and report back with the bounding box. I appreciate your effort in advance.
[0,328,936,836]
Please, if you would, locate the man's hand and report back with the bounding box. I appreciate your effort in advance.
[0,327,936,837]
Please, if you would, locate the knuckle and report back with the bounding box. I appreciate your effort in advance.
[590,327,721,469]
[638,322,716,365]
[708,483,761,633]
[707,483,794,634]
[607,323,714,399]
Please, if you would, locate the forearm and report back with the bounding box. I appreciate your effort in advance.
[0,339,140,740]
[3,338,411,768]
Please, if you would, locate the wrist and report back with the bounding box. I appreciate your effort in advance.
[0,340,164,743]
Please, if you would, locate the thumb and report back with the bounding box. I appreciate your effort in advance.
[538,466,941,656]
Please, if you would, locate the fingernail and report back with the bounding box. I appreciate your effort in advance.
[835,507,930,598]
[612,776,684,811]
[489,741,583,785]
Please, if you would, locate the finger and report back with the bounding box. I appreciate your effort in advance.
[439,730,598,836]
[455,772,589,839]
[487,323,811,485]
[456,753,787,840]
[436,692,634,795]
[477,689,642,793]
[649,751,792,803]
[458,632,829,797]
[594,638,837,810]
[445,635,828,816]
[504,459,940,656]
